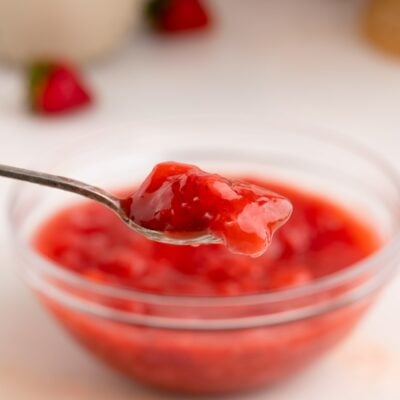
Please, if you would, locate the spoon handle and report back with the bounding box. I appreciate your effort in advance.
[0,163,122,213]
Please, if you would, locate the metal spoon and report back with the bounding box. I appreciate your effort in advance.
[0,164,220,246]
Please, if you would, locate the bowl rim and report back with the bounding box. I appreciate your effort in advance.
[8,118,400,310]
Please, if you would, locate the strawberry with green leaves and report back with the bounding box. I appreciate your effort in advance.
[28,62,92,114]
[146,0,211,33]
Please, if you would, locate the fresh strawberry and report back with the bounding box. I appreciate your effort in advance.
[28,62,92,114]
[146,0,210,33]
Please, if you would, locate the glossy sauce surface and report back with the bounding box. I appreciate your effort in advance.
[34,178,380,296]
[126,162,293,257]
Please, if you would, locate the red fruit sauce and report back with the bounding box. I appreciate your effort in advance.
[33,173,381,393]
[125,162,293,257]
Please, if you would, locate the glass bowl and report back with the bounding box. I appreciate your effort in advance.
[8,119,400,395]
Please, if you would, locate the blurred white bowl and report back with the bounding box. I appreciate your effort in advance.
[0,0,143,64]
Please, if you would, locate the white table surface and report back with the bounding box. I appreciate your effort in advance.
[1,0,400,399]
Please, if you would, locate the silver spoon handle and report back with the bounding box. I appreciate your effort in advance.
[0,163,122,213]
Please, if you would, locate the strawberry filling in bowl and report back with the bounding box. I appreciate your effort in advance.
[8,119,400,395]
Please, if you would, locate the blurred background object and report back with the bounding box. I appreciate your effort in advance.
[0,0,143,64]
[145,0,211,33]
[364,0,400,56]
[27,62,92,114]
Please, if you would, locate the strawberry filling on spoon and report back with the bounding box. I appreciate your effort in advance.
[124,162,293,257]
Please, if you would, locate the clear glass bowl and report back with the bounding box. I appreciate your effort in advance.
[8,119,400,395]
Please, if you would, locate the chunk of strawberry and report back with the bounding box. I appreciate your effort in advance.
[28,62,92,114]
[146,0,210,33]
[128,162,293,257]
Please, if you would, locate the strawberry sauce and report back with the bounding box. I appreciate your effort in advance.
[125,162,292,257]
[35,175,378,295]
[33,173,381,393]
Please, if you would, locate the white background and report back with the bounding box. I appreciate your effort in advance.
[1,0,400,399]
